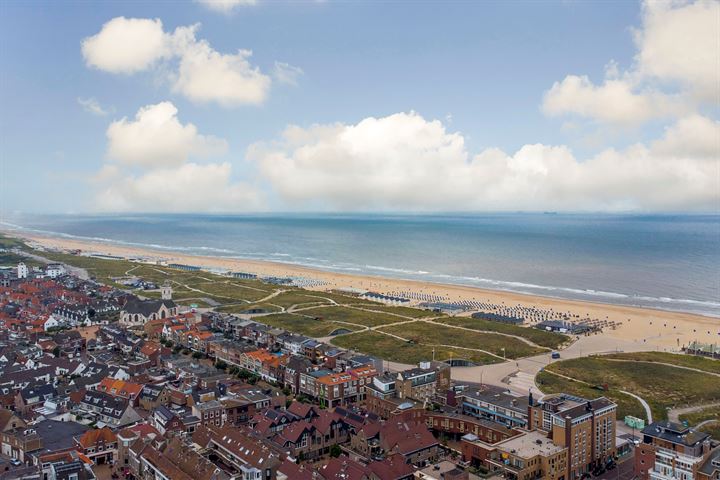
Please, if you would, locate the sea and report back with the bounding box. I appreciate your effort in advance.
[2,213,719,317]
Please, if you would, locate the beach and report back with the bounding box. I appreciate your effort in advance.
[9,230,719,351]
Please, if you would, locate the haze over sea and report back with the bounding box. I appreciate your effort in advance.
[3,213,719,317]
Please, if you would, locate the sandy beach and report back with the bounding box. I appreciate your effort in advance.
[8,230,719,350]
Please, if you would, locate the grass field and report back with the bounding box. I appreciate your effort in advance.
[536,370,646,419]
[378,321,547,359]
[331,331,503,365]
[258,312,363,338]
[215,303,283,314]
[299,306,405,328]
[543,357,720,421]
[438,317,569,349]
[603,352,720,374]
[265,290,337,309]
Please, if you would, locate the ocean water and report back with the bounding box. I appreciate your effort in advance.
[2,213,719,317]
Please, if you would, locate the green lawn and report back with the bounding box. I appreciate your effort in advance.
[331,331,503,365]
[299,306,405,328]
[536,370,646,420]
[603,352,720,374]
[544,357,720,421]
[439,317,569,349]
[378,322,547,359]
[257,313,363,338]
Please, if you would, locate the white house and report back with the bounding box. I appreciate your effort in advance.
[43,315,60,331]
[45,264,65,278]
[17,262,28,279]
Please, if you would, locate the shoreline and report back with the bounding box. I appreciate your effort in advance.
[5,229,719,350]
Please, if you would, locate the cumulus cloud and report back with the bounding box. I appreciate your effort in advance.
[542,0,719,125]
[636,0,720,100]
[248,112,719,212]
[81,17,272,106]
[106,102,227,167]
[196,0,257,14]
[172,33,270,106]
[94,162,261,212]
[542,75,688,125]
[94,103,259,212]
[77,97,113,116]
[81,17,170,74]
[273,62,304,86]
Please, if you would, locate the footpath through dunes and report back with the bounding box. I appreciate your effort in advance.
[537,352,720,424]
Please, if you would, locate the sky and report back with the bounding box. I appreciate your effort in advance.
[0,0,718,214]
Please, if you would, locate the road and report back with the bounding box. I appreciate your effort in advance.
[449,334,657,396]
[595,453,635,480]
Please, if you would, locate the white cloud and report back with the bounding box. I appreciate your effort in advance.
[249,112,719,211]
[106,101,227,167]
[81,17,170,74]
[542,75,688,125]
[636,0,720,100]
[541,0,719,126]
[77,97,113,116]
[94,103,259,212]
[94,162,261,212]
[81,18,273,106]
[273,61,304,86]
[173,37,271,106]
[196,0,257,14]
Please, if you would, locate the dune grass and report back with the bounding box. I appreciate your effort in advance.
[299,306,405,328]
[603,352,720,374]
[331,331,502,365]
[544,357,720,420]
[258,313,363,338]
[439,317,569,349]
[378,321,547,359]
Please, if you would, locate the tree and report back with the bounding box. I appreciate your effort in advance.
[329,445,342,458]
[52,346,61,358]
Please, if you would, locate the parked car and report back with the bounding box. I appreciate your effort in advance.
[10,459,22,466]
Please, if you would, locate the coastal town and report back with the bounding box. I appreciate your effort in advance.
[0,235,716,480]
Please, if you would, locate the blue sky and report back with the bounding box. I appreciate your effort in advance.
[0,0,718,213]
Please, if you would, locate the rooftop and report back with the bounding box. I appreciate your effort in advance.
[497,430,566,458]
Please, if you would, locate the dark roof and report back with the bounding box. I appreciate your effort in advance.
[642,421,710,447]
[123,297,176,316]
[81,390,130,419]
[560,398,616,420]
[698,447,720,475]
[34,419,90,454]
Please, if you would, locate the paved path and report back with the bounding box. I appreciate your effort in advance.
[668,402,720,423]
[449,334,655,396]
[621,390,653,423]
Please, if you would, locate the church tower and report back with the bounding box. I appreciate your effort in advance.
[161,281,173,300]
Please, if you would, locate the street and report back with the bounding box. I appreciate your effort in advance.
[595,454,635,480]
